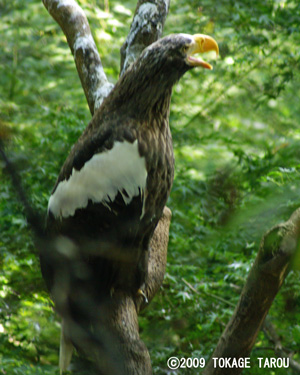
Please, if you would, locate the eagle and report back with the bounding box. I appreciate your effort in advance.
[40,33,218,372]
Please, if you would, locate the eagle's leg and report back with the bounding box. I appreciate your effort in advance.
[135,243,150,304]
[137,288,148,304]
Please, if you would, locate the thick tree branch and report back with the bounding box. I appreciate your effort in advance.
[120,0,170,75]
[104,293,152,375]
[103,207,171,374]
[203,208,300,375]
[183,277,300,372]
[42,0,113,114]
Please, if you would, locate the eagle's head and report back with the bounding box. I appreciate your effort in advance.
[132,33,219,87]
[142,33,219,72]
[102,33,219,117]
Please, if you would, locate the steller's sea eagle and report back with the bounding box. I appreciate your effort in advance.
[40,33,218,372]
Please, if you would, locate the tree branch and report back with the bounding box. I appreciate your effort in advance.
[182,277,236,308]
[203,208,300,375]
[42,0,113,114]
[103,207,171,374]
[120,0,170,75]
[263,319,300,373]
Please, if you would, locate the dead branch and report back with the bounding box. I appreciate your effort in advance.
[183,275,300,373]
[263,319,300,373]
[203,208,300,375]
[120,0,170,75]
[42,0,113,114]
[182,277,236,308]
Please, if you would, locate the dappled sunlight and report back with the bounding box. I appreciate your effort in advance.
[1,0,300,374]
[175,143,235,176]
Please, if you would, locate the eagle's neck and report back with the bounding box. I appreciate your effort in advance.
[146,87,172,122]
[103,63,175,122]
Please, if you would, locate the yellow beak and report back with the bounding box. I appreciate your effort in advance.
[187,34,219,70]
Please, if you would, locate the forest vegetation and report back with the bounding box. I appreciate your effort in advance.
[0,0,300,374]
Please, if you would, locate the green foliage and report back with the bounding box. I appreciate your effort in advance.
[1,0,300,374]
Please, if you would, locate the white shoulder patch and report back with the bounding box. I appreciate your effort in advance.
[48,140,147,219]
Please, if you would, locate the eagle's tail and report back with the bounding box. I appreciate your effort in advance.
[59,319,74,374]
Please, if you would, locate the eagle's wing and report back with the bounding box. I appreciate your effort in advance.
[42,123,149,294]
[46,123,148,242]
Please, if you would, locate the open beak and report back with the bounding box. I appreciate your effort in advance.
[187,34,219,70]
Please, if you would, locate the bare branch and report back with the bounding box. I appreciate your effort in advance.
[42,0,113,114]
[203,208,300,375]
[120,0,170,75]
[262,319,282,352]
[182,278,236,308]
[263,319,300,372]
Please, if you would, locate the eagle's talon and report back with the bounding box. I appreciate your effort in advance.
[110,287,115,297]
[137,288,148,304]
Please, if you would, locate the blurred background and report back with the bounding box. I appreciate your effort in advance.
[0,0,299,374]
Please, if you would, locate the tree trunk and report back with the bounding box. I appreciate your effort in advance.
[204,208,300,375]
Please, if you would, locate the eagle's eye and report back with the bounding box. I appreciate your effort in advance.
[182,45,190,54]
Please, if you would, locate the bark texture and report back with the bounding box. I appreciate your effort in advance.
[120,0,170,75]
[104,207,171,375]
[203,208,300,375]
[42,0,113,114]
